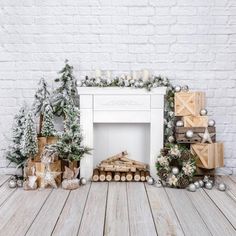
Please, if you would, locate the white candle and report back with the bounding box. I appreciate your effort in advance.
[106,70,111,79]
[143,69,149,80]
[95,69,101,78]
[132,71,137,80]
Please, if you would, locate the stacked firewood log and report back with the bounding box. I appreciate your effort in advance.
[92,151,150,182]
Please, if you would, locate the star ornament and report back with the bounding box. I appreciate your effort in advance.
[36,170,61,189]
[198,128,215,143]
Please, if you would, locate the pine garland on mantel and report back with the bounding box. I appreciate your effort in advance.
[78,75,175,144]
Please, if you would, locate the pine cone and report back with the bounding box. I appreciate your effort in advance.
[158,169,168,181]
[177,177,189,188]
[181,151,192,161]
[160,148,168,156]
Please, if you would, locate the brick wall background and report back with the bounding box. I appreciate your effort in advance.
[0,0,236,174]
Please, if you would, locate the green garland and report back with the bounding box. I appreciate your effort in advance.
[156,144,196,188]
[78,75,176,144]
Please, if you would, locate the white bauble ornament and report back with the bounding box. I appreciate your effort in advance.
[205,181,213,190]
[198,180,204,187]
[80,177,87,185]
[8,179,17,188]
[182,85,189,92]
[200,109,208,116]
[218,183,226,191]
[147,177,154,185]
[186,130,194,138]
[174,85,181,93]
[172,167,179,175]
[188,183,196,192]
[194,181,200,189]
[176,120,184,127]
[208,119,215,127]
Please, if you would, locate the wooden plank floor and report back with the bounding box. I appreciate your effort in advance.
[0,175,236,236]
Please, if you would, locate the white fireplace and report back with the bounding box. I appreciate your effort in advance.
[78,87,166,179]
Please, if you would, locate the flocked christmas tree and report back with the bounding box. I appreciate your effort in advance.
[51,60,78,116]
[54,103,91,162]
[22,110,38,159]
[33,78,50,134]
[41,99,56,137]
[6,106,27,170]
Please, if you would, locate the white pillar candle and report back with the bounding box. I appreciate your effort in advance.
[132,71,137,80]
[143,69,149,80]
[95,69,101,78]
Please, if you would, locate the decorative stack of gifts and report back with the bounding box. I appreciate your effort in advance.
[174,88,224,172]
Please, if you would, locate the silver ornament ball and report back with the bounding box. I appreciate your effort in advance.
[198,180,204,187]
[16,179,23,188]
[188,183,196,192]
[176,120,184,127]
[200,109,208,116]
[182,85,189,92]
[218,183,226,191]
[194,181,200,189]
[147,177,155,185]
[205,181,213,190]
[8,179,17,188]
[80,177,87,185]
[208,119,215,127]
[174,85,181,93]
[172,167,179,175]
[186,130,194,138]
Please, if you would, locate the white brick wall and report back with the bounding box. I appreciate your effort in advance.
[0,0,236,173]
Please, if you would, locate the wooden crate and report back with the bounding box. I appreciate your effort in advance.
[191,143,224,169]
[175,127,216,144]
[175,92,205,116]
[35,160,62,187]
[34,137,47,162]
[183,116,208,128]
[47,136,58,145]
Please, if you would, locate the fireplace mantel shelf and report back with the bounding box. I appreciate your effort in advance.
[78,87,166,179]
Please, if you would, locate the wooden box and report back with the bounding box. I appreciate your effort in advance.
[35,160,62,187]
[191,143,224,169]
[34,137,47,162]
[175,127,216,144]
[175,92,205,116]
[183,116,208,128]
[47,136,58,145]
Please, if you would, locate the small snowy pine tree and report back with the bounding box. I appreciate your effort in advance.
[33,78,50,116]
[6,106,28,169]
[22,110,38,158]
[54,104,91,161]
[41,99,56,137]
[51,60,78,116]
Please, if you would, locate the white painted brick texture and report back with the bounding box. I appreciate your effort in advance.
[0,0,236,173]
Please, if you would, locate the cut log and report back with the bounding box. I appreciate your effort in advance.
[114,172,121,182]
[99,171,106,182]
[145,171,150,181]
[140,171,146,182]
[126,172,133,182]
[121,173,126,182]
[92,169,99,182]
[106,172,112,182]
[134,171,141,182]
[102,151,128,163]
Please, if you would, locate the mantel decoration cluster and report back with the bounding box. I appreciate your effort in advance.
[6,60,199,190]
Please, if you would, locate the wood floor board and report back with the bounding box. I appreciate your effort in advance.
[165,188,211,236]
[186,188,236,235]
[52,184,91,236]
[25,188,70,236]
[127,182,157,236]
[0,175,10,186]
[0,188,52,236]
[204,187,236,228]
[104,182,130,236]
[145,184,184,236]
[78,182,108,236]
[0,182,16,207]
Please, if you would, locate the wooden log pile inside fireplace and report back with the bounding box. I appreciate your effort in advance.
[92,151,150,182]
